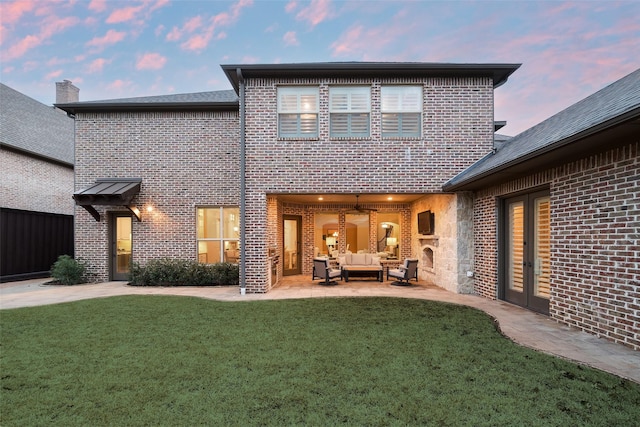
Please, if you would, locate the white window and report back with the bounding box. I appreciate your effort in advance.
[381,86,422,138]
[277,86,319,138]
[197,207,240,264]
[329,86,370,137]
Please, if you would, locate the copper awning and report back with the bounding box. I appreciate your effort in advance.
[73,178,142,222]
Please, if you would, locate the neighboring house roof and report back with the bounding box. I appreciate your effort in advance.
[221,62,521,93]
[56,89,238,114]
[0,83,74,166]
[444,68,640,191]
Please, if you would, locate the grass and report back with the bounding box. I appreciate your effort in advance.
[1,296,639,426]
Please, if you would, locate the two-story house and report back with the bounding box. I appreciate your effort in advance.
[56,63,639,350]
[58,62,517,291]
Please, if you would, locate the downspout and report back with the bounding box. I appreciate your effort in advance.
[237,68,247,295]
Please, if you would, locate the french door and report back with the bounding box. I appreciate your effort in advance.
[283,215,302,276]
[502,190,550,315]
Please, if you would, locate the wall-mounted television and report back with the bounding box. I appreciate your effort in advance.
[418,210,435,235]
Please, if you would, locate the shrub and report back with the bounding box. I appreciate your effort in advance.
[50,255,87,285]
[129,258,239,287]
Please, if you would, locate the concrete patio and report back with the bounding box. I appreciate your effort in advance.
[1,276,638,384]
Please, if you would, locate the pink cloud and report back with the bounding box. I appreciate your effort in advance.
[136,52,167,70]
[150,0,170,12]
[40,15,80,38]
[178,1,252,52]
[166,27,181,41]
[330,25,364,56]
[295,0,332,27]
[181,34,211,51]
[85,29,126,48]
[285,0,297,13]
[2,12,79,60]
[0,24,9,45]
[283,31,299,46]
[106,4,144,24]
[4,34,40,61]
[154,24,165,37]
[184,16,203,32]
[86,57,110,73]
[45,69,62,80]
[165,15,206,42]
[1,0,36,25]
[88,0,107,13]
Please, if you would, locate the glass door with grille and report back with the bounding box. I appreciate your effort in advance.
[503,190,550,314]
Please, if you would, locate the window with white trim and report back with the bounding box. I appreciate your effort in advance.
[277,86,319,138]
[329,86,370,137]
[381,86,422,138]
[197,207,240,264]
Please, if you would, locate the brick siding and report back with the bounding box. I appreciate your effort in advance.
[473,142,639,349]
[73,111,239,282]
[244,76,494,291]
[1,149,74,215]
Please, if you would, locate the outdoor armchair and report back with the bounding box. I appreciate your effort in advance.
[312,257,342,285]
[387,258,419,286]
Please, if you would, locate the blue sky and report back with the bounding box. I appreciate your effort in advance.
[1,0,638,135]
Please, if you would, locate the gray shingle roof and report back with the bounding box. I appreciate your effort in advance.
[0,83,74,165]
[56,90,238,114]
[444,68,640,190]
[72,89,238,104]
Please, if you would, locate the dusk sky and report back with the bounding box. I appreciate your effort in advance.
[1,0,638,136]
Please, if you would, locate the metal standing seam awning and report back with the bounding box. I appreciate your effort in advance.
[73,178,142,222]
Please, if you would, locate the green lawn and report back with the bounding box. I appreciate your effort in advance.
[1,296,639,426]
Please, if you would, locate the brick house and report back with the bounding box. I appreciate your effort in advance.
[56,63,639,349]
[0,81,77,281]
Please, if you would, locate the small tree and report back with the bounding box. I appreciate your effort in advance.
[50,255,87,285]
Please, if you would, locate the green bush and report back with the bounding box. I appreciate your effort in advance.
[50,255,87,285]
[129,258,239,287]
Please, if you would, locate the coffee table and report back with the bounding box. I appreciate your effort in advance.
[341,266,383,282]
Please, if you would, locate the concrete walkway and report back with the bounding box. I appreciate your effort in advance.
[1,277,639,384]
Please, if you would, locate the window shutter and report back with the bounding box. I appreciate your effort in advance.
[278,87,318,137]
[330,87,370,137]
[381,86,422,137]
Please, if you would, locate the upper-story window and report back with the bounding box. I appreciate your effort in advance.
[329,86,370,138]
[278,86,319,138]
[381,86,422,138]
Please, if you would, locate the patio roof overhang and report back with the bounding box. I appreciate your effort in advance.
[73,178,142,222]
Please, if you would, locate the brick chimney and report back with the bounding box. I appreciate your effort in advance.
[56,80,79,103]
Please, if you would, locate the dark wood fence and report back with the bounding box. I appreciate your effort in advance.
[0,208,74,282]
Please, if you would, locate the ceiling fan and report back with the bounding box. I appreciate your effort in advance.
[347,194,377,213]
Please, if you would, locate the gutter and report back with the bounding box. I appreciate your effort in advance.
[54,101,238,115]
[237,68,247,296]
